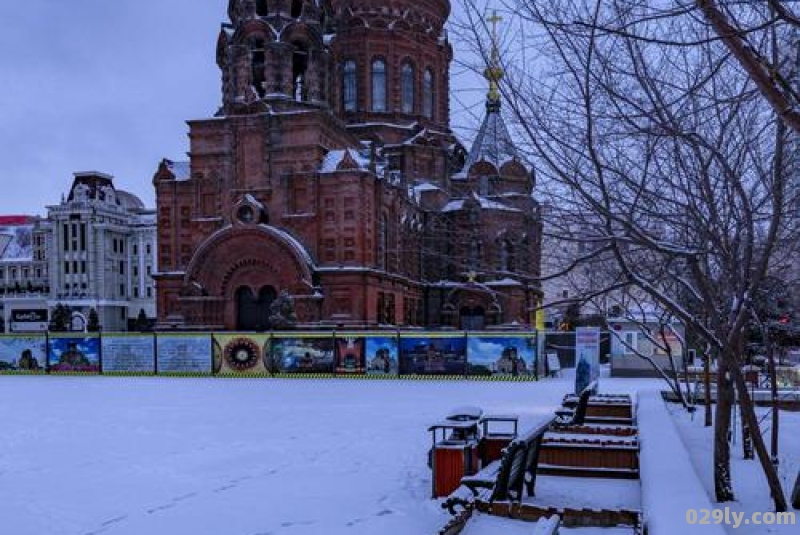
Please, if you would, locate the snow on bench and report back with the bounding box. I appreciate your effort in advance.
[442,417,554,514]
[533,515,561,534]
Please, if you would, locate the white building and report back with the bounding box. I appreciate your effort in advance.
[0,172,157,332]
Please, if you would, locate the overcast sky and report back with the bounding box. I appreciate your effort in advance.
[0,1,487,216]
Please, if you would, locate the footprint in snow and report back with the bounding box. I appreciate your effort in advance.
[147,503,176,514]
[101,515,128,526]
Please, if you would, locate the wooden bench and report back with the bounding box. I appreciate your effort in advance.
[554,382,635,426]
[554,381,596,426]
[442,417,554,514]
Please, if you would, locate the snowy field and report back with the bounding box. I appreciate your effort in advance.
[0,373,657,535]
[671,403,800,535]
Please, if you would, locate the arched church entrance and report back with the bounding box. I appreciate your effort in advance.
[460,306,486,331]
[235,285,277,331]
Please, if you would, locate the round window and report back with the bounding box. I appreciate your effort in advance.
[237,205,255,224]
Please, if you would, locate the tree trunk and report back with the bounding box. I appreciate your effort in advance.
[714,361,735,502]
[768,343,779,464]
[741,402,754,460]
[704,351,713,427]
[728,362,789,511]
[739,334,754,460]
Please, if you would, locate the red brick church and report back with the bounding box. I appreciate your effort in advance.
[153,0,541,330]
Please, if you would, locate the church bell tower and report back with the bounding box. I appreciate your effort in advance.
[219,0,334,114]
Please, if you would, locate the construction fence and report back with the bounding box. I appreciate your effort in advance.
[0,331,555,380]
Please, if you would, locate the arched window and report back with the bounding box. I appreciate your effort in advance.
[401,63,415,113]
[291,0,303,18]
[292,41,309,101]
[423,69,434,118]
[371,59,387,112]
[500,240,515,271]
[468,239,481,270]
[256,0,268,17]
[378,213,388,269]
[251,39,266,98]
[343,60,357,112]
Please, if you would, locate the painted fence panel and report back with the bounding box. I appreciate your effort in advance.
[466,333,537,379]
[399,334,467,376]
[102,334,156,374]
[0,334,47,373]
[212,334,271,376]
[156,334,212,375]
[48,335,101,374]
[270,333,335,374]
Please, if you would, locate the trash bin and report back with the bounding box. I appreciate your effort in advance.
[445,405,483,423]
[428,420,480,498]
[479,414,519,465]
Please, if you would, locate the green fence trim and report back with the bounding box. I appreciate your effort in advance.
[102,371,157,377]
[48,371,102,377]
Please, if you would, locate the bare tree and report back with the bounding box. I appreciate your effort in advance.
[455,0,794,511]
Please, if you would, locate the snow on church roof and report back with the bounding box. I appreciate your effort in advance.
[319,149,370,173]
[167,160,191,181]
[464,107,520,171]
[441,194,521,213]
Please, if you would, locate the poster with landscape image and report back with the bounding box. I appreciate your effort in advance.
[0,335,47,373]
[466,334,537,378]
[48,335,101,373]
[399,335,467,376]
[270,334,335,374]
[364,336,399,376]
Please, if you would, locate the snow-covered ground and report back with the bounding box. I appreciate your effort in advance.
[0,373,658,535]
[670,401,800,535]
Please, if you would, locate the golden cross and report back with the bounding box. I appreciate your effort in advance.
[487,10,503,52]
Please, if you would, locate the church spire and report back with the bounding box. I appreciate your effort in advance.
[484,10,504,112]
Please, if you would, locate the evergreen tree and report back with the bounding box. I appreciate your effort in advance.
[135,309,150,332]
[87,308,100,332]
[49,304,71,332]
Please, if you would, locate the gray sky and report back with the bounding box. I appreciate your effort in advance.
[0,1,487,216]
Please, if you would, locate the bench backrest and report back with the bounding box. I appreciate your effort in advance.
[522,417,553,497]
[572,381,597,426]
[489,439,527,502]
[490,417,554,502]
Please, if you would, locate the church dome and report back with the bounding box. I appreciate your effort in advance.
[116,190,146,212]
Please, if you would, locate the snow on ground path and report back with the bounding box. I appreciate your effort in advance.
[0,374,659,535]
[670,401,800,534]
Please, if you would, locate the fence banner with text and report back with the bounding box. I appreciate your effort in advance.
[156,334,212,375]
[102,334,156,374]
